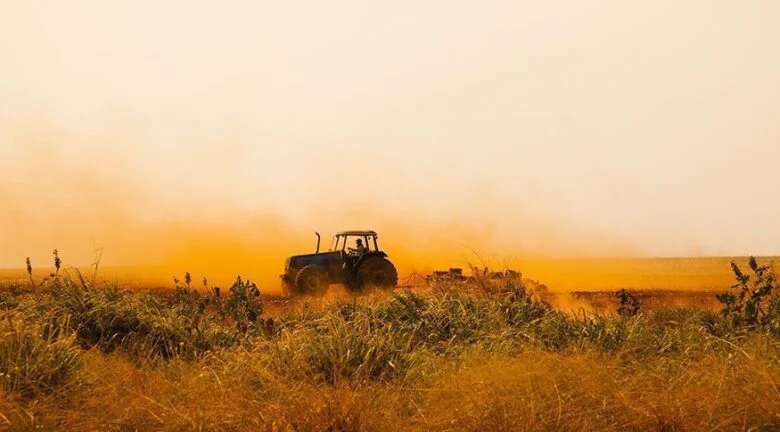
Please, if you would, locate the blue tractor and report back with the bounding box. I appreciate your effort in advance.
[280,230,399,296]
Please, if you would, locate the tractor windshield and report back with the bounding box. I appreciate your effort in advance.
[331,235,378,253]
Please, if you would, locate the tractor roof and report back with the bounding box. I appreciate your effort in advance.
[335,230,378,237]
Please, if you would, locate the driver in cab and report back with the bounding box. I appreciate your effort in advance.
[349,239,367,256]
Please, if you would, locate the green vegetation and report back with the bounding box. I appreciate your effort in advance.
[0,258,777,430]
[716,257,780,334]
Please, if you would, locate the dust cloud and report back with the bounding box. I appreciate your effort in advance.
[1,123,641,292]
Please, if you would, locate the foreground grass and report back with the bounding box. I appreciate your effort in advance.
[0,271,777,431]
[1,346,776,431]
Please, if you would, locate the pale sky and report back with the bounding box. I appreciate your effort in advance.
[1,0,779,270]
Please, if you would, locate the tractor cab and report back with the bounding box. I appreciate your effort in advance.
[330,231,379,257]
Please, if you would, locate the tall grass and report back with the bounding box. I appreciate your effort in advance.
[0,259,777,430]
[0,316,82,399]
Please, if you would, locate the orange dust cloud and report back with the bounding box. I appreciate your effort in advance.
[0,123,642,292]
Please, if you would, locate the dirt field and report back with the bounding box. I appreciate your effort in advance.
[1,256,768,313]
[4,255,773,289]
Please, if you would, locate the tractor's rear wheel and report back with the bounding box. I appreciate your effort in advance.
[356,257,398,290]
[294,265,329,296]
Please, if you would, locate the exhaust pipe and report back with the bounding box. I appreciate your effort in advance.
[315,232,321,253]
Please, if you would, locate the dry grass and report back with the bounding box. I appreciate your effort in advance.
[0,260,778,431]
[0,345,776,431]
[421,349,779,431]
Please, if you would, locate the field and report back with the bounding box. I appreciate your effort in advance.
[0,257,778,431]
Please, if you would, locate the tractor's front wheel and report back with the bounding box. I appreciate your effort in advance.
[294,265,329,296]
[281,276,294,296]
[356,257,398,290]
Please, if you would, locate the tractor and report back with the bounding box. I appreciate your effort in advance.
[280,230,398,296]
